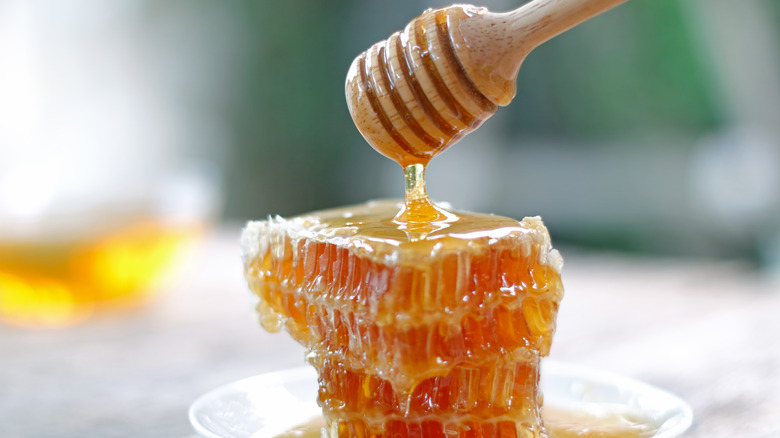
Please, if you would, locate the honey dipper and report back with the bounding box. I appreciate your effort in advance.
[346,0,628,166]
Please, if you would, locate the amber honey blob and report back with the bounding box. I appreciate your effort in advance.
[0,218,202,328]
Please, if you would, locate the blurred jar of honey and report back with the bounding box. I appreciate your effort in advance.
[0,1,225,327]
[0,172,219,328]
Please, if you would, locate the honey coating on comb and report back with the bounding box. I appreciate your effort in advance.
[241,200,563,438]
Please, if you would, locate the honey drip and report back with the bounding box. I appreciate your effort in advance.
[393,163,452,241]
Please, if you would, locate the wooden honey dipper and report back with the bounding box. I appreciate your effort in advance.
[346,0,628,225]
[346,0,628,167]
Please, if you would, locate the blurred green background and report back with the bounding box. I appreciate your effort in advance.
[3,0,780,264]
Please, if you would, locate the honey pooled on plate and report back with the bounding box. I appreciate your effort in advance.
[241,200,564,438]
[276,408,658,438]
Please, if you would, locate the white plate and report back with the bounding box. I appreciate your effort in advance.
[190,361,692,438]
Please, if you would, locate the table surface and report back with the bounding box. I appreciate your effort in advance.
[2,227,779,438]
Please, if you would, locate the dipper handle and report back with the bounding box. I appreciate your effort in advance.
[455,0,629,106]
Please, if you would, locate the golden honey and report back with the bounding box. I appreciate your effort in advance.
[0,218,201,328]
[242,200,563,437]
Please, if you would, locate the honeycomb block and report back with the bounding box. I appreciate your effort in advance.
[241,200,563,438]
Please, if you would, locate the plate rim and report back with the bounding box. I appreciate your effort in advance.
[189,360,693,438]
[189,367,320,438]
